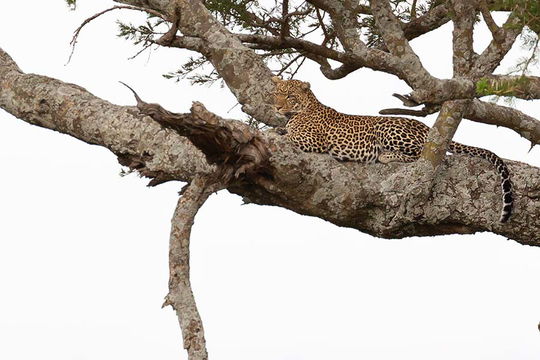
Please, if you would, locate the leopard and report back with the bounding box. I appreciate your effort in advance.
[272,76,513,223]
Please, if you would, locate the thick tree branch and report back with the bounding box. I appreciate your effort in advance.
[466,99,540,147]
[369,0,435,89]
[162,175,223,360]
[419,1,476,170]
[0,47,211,183]
[450,0,478,76]
[2,47,540,245]
[420,100,469,166]
[114,0,284,127]
[420,0,473,164]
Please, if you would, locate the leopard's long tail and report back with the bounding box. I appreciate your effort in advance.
[448,142,513,222]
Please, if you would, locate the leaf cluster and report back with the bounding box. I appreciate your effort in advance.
[65,0,77,10]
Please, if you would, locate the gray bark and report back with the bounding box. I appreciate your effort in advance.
[113,0,285,127]
[163,176,223,360]
[2,1,540,356]
[1,47,539,246]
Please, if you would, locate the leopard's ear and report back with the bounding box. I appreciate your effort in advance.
[271,76,282,83]
[301,81,311,90]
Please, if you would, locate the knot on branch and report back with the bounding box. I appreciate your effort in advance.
[120,82,272,183]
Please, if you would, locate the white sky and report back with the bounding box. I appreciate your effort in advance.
[0,1,539,359]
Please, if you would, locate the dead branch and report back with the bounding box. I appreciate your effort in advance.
[67,5,165,64]
[120,82,272,183]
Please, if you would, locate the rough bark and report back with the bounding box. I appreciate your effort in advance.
[162,176,223,360]
[2,1,540,358]
[118,0,540,149]
[418,0,475,171]
[420,100,469,168]
[466,100,540,147]
[1,47,539,246]
[114,0,285,127]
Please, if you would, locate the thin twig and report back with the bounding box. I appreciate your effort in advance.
[67,5,165,64]
[290,56,307,78]
[315,8,332,46]
[521,37,540,76]
[128,43,154,60]
[277,54,303,76]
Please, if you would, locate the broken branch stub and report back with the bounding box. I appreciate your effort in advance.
[120,82,272,182]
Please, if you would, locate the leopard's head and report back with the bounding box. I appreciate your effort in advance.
[272,76,313,116]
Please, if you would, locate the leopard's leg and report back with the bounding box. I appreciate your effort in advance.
[377,151,419,164]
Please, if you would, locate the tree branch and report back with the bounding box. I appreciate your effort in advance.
[466,99,540,147]
[400,2,451,42]
[420,100,469,167]
[369,0,435,89]
[114,0,284,127]
[2,46,540,246]
[480,0,501,38]
[450,0,478,76]
[155,35,206,53]
[418,0,476,175]
[163,175,223,360]
[0,47,211,184]
[472,13,523,78]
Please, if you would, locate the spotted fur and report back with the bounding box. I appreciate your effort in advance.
[272,77,513,222]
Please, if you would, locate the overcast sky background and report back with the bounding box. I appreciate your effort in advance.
[1,1,539,359]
